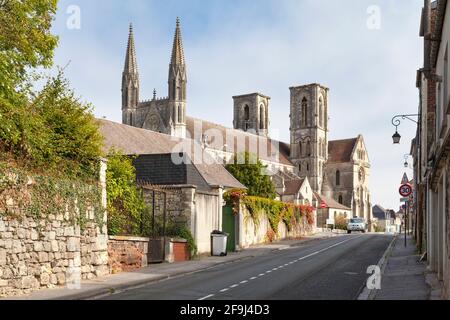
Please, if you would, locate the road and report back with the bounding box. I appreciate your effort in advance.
[100,234,393,300]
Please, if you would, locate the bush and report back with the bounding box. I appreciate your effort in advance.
[334,215,348,230]
[106,149,148,236]
[226,152,276,200]
[166,224,197,257]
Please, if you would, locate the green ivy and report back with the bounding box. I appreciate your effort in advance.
[224,189,315,237]
[0,165,104,230]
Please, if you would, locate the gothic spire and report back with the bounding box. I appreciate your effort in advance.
[170,17,185,66]
[124,23,138,74]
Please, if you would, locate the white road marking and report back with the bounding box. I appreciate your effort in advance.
[213,235,363,297]
[198,294,214,300]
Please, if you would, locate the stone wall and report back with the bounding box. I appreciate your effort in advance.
[108,236,149,274]
[0,161,109,297]
[237,204,315,249]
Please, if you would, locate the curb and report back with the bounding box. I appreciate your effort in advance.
[53,254,258,300]
[13,233,345,300]
[357,234,398,300]
[71,235,339,300]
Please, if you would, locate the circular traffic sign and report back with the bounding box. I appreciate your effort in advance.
[399,184,412,197]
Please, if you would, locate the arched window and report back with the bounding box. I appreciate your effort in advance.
[307,141,312,156]
[307,163,310,172]
[336,170,341,186]
[299,163,302,172]
[338,195,343,204]
[299,141,303,157]
[260,105,265,130]
[301,98,308,127]
[319,97,324,128]
[244,105,250,121]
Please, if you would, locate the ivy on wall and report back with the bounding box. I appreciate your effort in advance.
[0,164,104,230]
[224,189,315,238]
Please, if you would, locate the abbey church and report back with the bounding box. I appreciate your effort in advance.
[119,19,372,223]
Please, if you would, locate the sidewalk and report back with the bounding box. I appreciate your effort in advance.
[373,234,430,300]
[4,231,341,300]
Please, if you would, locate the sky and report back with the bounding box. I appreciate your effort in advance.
[49,0,424,210]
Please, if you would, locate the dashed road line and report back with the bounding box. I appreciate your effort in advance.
[198,294,214,300]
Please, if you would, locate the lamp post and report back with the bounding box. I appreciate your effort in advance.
[391,114,419,144]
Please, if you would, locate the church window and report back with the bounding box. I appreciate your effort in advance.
[299,163,302,172]
[338,195,343,204]
[260,105,265,130]
[244,105,250,121]
[336,170,341,186]
[307,163,310,172]
[301,98,308,127]
[319,98,324,128]
[299,142,303,157]
[307,141,312,156]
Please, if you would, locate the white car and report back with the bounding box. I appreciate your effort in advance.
[347,218,367,234]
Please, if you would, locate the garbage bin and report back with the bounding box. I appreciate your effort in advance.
[211,230,229,257]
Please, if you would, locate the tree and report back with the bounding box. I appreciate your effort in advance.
[226,152,276,200]
[0,0,58,100]
[0,1,103,179]
[106,149,147,236]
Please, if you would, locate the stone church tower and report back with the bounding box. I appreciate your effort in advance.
[289,84,329,193]
[232,93,270,137]
[121,19,187,139]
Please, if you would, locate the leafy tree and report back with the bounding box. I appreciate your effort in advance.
[226,152,276,200]
[0,1,103,178]
[106,149,147,236]
[0,0,58,100]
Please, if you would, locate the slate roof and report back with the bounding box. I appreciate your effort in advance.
[97,119,246,189]
[314,193,352,211]
[328,138,358,163]
[372,205,388,220]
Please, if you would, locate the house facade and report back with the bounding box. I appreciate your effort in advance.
[413,0,450,299]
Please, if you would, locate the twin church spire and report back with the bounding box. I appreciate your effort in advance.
[122,18,187,124]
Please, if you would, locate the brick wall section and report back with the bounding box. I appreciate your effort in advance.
[172,241,189,262]
[108,236,149,274]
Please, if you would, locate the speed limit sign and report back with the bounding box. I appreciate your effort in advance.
[399,184,412,197]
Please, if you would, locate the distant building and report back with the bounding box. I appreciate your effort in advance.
[119,18,373,225]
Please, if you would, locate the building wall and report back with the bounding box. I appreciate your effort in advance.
[237,203,316,249]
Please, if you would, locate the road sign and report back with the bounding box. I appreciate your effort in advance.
[401,173,409,185]
[400,197,409,202]
[399,184,412,198]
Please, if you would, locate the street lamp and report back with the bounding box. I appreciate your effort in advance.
[391,114,419,144]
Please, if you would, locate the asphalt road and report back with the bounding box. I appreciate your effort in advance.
[100,234,393,300]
